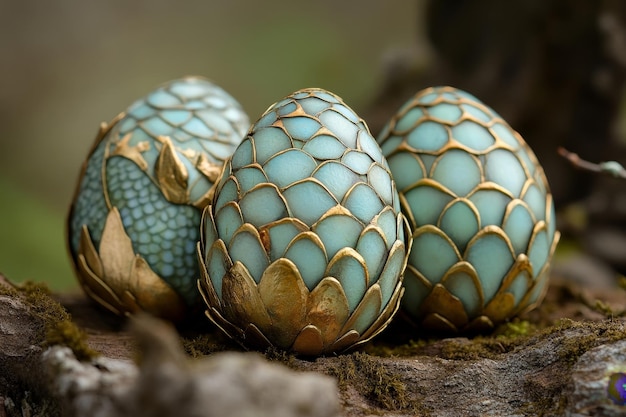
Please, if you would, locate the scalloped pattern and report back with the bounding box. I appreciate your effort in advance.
[69,77,249,312]
[377,86,559,332]
[200,88,409,355]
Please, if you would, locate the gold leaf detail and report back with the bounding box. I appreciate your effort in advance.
[258,258,308,348]
[464,315,495,333]
[111,133,149,171]
[155,136,189,204]
[79,207,185,320]
[196,153,223,183]
[204,307,245,342]
[281,101,308,118]
[483,292,516,323]
[195,159,228,208]
[222,261,272,334]
[196,242,221,309]
[419,283,469,329]
[292,325,324,356]
[99,208,136,289]
[79,225,104,278]
[421,313,459,333]
[330,330,360,353]
[340,284,382,336]
[259,228,271,253]
[129,255,186,321]
[361,284,404,341]
[76,253,124,316]
[243,324,274,351]
[120,290,140,315]
[306,277,349,347]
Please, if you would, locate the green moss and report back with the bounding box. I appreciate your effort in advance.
[493,319,535,337]
[590,299,616,317]
[0,280,98,361]
[433,318,626,364]
[46,320,98,361]
[364,337,428,357]
[324,351,426,414]
[553,319,626,365]
[363,311,622,364]
[365,321,535,361]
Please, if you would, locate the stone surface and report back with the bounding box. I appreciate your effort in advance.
[43,347,137,417]
[42,315,341,417]
[568,340,626,416]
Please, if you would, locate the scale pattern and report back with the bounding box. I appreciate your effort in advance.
[377,86,559,332]
[68,77,249,317]
[198,88,409,355]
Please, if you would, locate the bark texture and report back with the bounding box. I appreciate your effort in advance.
[1,272,625,417]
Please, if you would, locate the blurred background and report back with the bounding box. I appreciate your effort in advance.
[0,0,425,290]
[2,0,626,291]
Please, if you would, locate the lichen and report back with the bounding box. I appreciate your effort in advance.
[0,280,98,361]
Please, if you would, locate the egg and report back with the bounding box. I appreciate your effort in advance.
[377,86,559,333]
[67,76,249,320]
[197,88,409,355]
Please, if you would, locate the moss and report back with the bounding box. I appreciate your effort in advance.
[0,280,98,361]
[520,389,568,417]
[182,333,219,358]
[467,318,626,367]
[364,319,536,361]
[324,351,427,414]
[180,327,240,358]
[46,320,98,361]
[554,319,626,365]
[263,346,300,368]
[365,312,625,364]
[493,318,535,337]
[362,317,624,416]
[590,299,616,317]
[363,337,429,357]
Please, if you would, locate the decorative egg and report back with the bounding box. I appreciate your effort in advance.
[68,76,250,320]
[197,88,409,355]
[376,86,559,333]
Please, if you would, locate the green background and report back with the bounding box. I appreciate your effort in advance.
[0,1,425,290]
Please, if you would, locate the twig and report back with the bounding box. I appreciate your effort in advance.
[558,147,626,179]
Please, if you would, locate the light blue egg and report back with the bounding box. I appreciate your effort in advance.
[68,76,249,319]
[377,86,559,332]
[198,88,409,355]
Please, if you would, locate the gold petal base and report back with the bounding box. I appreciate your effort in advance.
[74,208,186,321]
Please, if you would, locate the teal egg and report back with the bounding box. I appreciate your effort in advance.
[198,88,409,355]
[377,86,559,333]
[68,76,249,320]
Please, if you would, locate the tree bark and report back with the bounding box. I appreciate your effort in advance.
[1,272,625,417]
